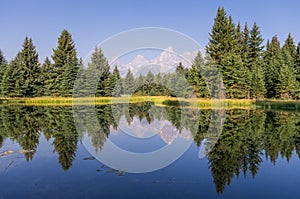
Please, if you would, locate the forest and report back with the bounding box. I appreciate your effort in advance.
[0,7,300,99]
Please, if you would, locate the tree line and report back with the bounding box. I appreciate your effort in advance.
[1,7,300,99]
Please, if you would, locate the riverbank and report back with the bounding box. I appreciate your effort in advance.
[1,96,300,110]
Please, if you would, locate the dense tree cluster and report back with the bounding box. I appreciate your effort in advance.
[1,7,300,99]
[207,7,300,99]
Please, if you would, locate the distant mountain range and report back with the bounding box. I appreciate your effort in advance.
[109,46,200,77]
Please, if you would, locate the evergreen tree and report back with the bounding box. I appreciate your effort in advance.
[60,57,80,96]
[220,52,250,98]
[19,37,41,97]
[0,50,7,95]
[188,51,209,98]
[248,23,265,98]
[86,47,110,97]
[2,53,22,97]
[295,42,300,83]
[206,7,229,65]
[52,30,78,68]
[123,69,135,95]
[104,66,121,96]
[144,71,155,95]
[207,7,238,65]
[264,36,281,98]
[248,23,264,66]
[51,30,78,96]
[241,23,250,63]
[42,57,55,96]
[282,33,296,61]
[276,46,297,99]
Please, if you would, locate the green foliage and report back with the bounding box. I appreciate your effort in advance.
[20,37,42,97]
[264,36,282,98]
[188,51,209,98]
[123,69,135,95]
[207,7,237,65]
[51,30,78,96]
[220,52,250,98]
[1,38,41,97]
[104,66,121,96]
[0,50,7,95]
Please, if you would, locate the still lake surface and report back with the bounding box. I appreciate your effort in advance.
[0,102,300,199]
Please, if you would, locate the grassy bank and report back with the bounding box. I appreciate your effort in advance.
[255,99,300,110]
[1,96,299,109]
[0,96,254,108]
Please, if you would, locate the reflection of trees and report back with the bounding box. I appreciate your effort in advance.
[0,106,78,170]
[1,104,300,187]
[207,109,300,194]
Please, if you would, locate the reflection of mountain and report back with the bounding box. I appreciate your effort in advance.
[110,47,199,77]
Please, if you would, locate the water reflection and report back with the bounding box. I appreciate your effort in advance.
[0,103,299,194]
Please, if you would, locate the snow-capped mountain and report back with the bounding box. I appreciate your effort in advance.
[109,46,201,77]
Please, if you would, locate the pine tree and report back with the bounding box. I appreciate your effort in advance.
[248,22,265,98]
[251,59,266,98]
[52,30,77,68]
[51,30,78,96]
[86,47,110,97]
[264,36,281,98]
[19,37,41,97]
[188,51,209,98]
[2,53,22,97]
[241,23,250,63]
[248,23,264,66]
[276,46,297,99]
[282,33,296,62]
[295,42,300,83]
[144,71,155,95]
[207,7,229,65]
[207,7,238,65]
[104,66,121,96]
[60,57,80,96]
[220,52,250,98]
[42,57,55,96]
[0,50,7,95]
[123,69,135,95]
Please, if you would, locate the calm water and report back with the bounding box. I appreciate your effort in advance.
[0,102,300,199]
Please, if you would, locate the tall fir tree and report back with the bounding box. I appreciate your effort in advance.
[282,33,296,62]
[41,57,55,96]
[60,56,80,96]
[295,42,300,83]
[51,30,78,96]
[2,53,22,97]
[123,69,135,95]
[19,37,41,97]
[241,23,250,63]
[248,22,265,98]
[206,7,229,65]
[188,51,209,98]
[104,66,121,96]
[207,7,238,65]
[264,36,281,98]
[220,52,250,98]
[0,50,7,95]
[277,45,297,99]
[86,47,110,97]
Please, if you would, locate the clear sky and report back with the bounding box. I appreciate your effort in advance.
[1,0,300,62]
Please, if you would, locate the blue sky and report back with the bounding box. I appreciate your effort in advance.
[1,0,300,62]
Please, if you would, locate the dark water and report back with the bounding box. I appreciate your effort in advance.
[0,102,300,199]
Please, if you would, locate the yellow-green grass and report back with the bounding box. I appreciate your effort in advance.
[0,96,256,108]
